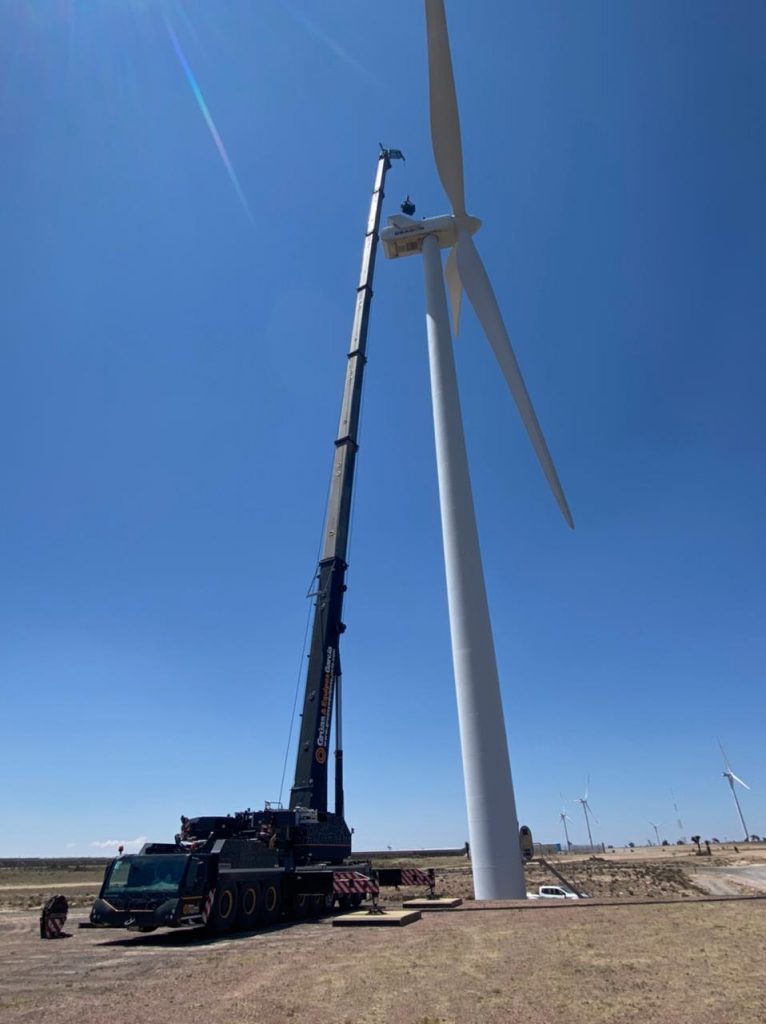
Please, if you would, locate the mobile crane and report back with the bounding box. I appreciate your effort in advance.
[89,148,427,935]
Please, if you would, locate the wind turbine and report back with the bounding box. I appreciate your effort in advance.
[380,0,573,900]
[574,782,596,850]
[670,788,684,835]
[648,821,663,846]
[560,807,574,852]
[719,741,751,842]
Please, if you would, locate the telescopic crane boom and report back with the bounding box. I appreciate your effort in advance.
[289,147,404,818]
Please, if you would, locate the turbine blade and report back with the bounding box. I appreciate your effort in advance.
[424,0,466,216]
[731,773,750,790]
[718,738,732,772]
[445,245,463,335]
[455,230,573,527]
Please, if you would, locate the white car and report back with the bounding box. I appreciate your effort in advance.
[527,885,581,900]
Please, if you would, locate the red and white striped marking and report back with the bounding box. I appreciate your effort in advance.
[333,871,379,896]
[202,888,216,923]
[40,895,68,940]
[398,868,432,887]
[44,916,65,938]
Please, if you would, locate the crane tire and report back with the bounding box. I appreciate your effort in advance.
[206,883,237,934]
[308,893,331,918]
[237,884,259,930]
[338,894,363,912]
[260,881,282,925]
[291,892,310,919]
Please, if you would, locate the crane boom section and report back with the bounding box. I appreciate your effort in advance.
[290,152,394,813]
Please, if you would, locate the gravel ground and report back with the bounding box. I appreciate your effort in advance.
[2,895,766,1024]
[3,853,766,1024]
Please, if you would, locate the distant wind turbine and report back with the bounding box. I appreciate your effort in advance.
[648,820,663,846]
[559,806,574,852]
[670,788,684,833]
[719,741,751,842]
[574,780,597,849]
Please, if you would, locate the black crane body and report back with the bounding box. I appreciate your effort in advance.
[87,149,433,936]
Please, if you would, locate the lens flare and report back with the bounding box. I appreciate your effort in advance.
[164,15,253,222]
[280,1,378,84]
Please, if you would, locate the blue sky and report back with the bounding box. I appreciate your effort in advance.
[1,0,764,857]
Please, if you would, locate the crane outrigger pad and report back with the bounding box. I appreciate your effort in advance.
[402,897,462,909]
[332,908,421,927]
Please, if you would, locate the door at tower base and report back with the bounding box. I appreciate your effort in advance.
[519,825,534,862]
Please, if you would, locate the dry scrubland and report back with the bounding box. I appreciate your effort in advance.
[2,850,766,1024]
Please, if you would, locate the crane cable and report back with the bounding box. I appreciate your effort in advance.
[277,333,375,804]
[277,443,336,806]
[276,579,313,808]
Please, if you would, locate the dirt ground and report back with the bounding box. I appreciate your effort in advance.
[2,896,765,1024]
[2,851,766,1024]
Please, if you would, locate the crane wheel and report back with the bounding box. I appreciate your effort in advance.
[206,883,237,934]
[292,893,310,919]
[338,894,363,912]
[260,882,281,925]
[308,893,331,918]
[237,885,259,930]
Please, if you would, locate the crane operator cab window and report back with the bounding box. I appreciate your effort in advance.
[103,856,190,897]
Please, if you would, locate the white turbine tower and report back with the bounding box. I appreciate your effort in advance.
[560,807,574,852]
[574,782,596,850]
[381,0,573,900]
[648,820,663,846]
[719,741,751,842]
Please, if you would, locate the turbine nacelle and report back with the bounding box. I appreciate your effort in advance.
[723,769,750,790]
[381,213,481,261]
